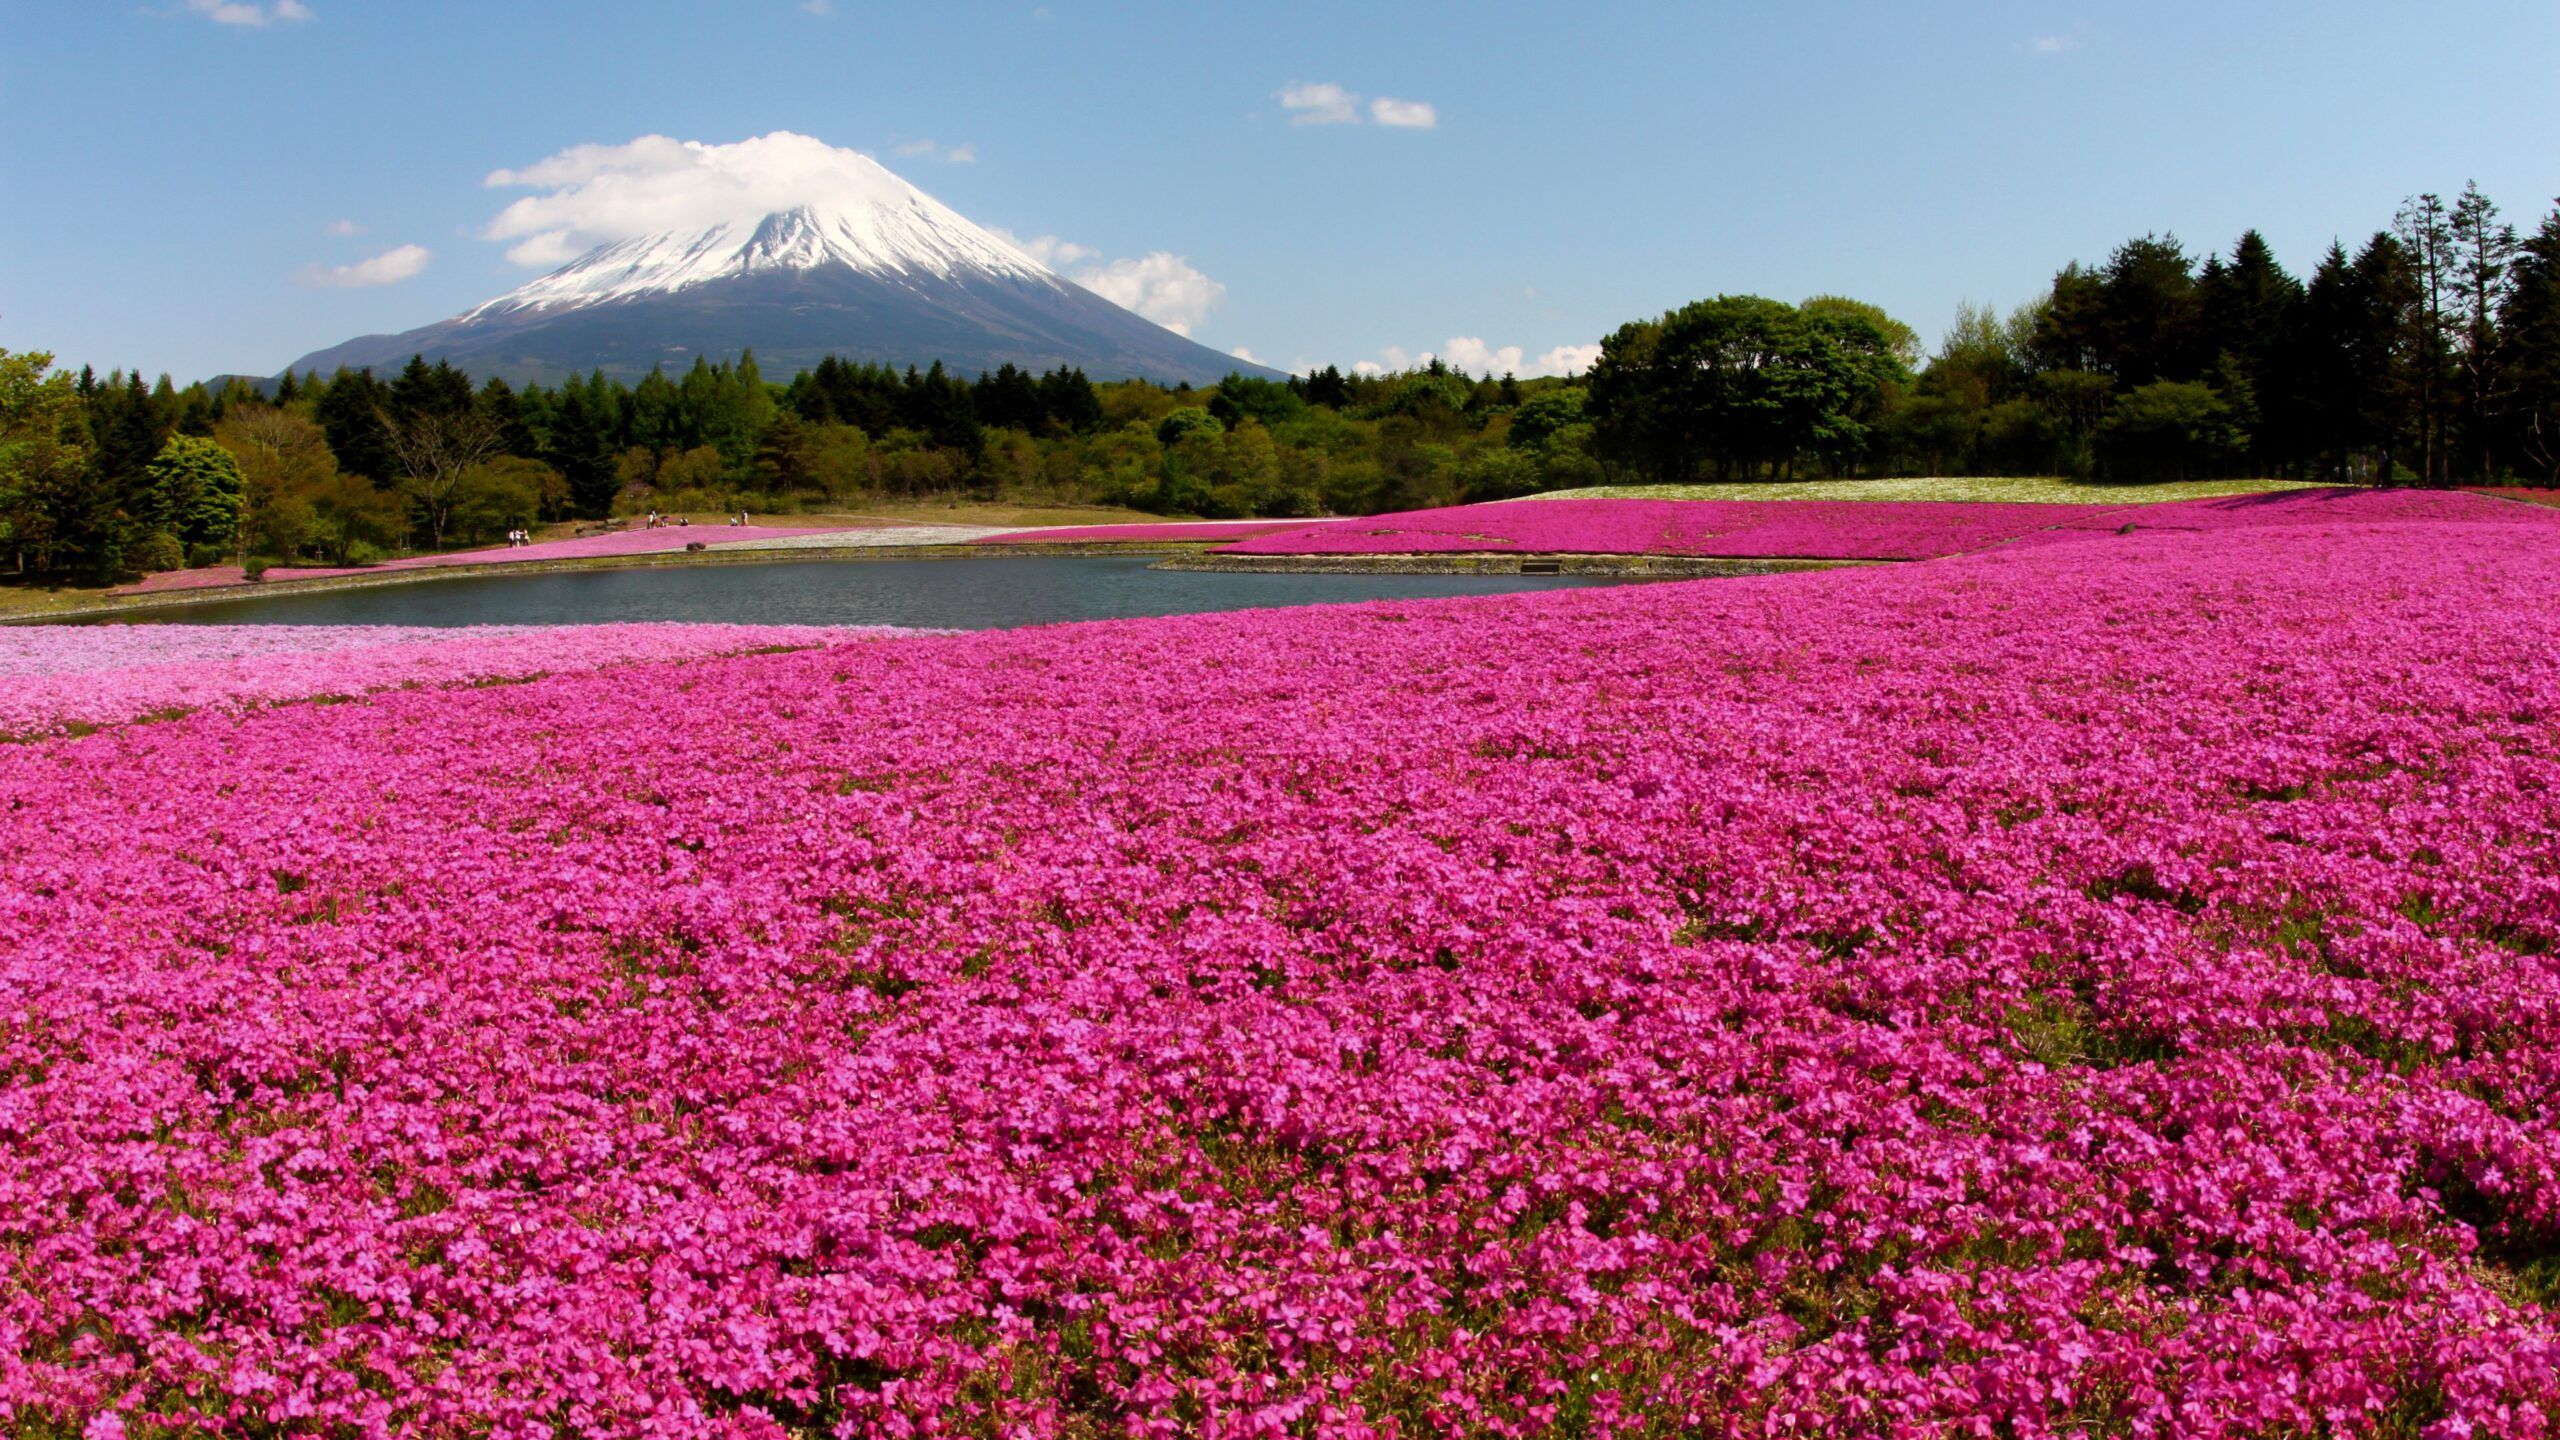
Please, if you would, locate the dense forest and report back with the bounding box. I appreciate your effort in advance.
[5,181,2558,581]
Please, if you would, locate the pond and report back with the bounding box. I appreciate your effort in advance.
[145,554,1639,630]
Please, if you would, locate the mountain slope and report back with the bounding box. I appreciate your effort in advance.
[287,162,1273,386]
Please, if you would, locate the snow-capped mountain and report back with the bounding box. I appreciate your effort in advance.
[287,157,1269,386]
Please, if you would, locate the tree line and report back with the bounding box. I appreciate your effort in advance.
[5,179,2556,581]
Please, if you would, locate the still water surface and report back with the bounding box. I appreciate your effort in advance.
[150,555,1634,630]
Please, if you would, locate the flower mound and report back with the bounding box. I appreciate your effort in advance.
[1215,497,2134,559]
[5,490,2560,1437]
[0,623,924,738]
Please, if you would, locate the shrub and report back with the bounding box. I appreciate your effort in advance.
[127,529,185,576]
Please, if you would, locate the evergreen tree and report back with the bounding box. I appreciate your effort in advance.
[2394,193,2458,482]
[2448,181,2517,478]
[546,386,620,518]
[2198,231,2303,471]
[2354,232,2422,482]
[315,368,396,484]
[2500,201,2560,483]
[477,377,541,458]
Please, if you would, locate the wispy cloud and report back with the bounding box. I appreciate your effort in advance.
[993,231,1100,268]
[323,218,364,237]
[297,243,431,288]
[800,0,832,13]
[1368,96,1438,129]
[182,0,312,26]
[1277,81,1362,126]
[2025,25,2090,55]
[892,138,978,164]
[1277,82,1439,130]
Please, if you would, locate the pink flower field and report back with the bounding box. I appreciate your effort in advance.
[0,623,925,739]
[7,489,2560,1436]
[1210,496,2129,559]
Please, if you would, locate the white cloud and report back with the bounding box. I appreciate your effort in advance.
[1277,82,1438,129]
[2027,34,2077,53]
[1230,346,1266,366]
[990,229,1228,335]
[990,230,1098,268]
[324,218,364,237]
[1369,96,1438,129]
[1075,252,1225,335]
[182,0,311,24]
[892,138,978,163]
[801,0,832,13]
[1440,336,1524,375]
[1277,81,1361,126]
[482,131,965,267]
[1343,337,1598,378]
[1535,343,1602,375]
[298,243,431,288]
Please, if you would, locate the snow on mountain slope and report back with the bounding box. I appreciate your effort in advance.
[465,160,1060,320]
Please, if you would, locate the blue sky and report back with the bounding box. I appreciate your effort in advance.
[5,0,2556,383]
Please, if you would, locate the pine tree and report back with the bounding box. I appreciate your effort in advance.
[2448,181,2517,479]
[2393,193,2458,483]
[546,386,619,518]
[314,368,396,484]
[2199,231,2303,471]
[2354,232,2422,483]
[2500,201,2560,483]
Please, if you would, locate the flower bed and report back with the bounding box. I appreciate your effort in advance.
[1215,496,2131,559]
[5,493,2560,1435]
[0,623,923,739]
[2464,485,2560,509]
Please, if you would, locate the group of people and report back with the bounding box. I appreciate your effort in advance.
[643,511,693,529]
[504,529,533,547]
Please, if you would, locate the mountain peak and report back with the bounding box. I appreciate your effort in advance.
[286,149,1276,387]
[463,164,1056,322]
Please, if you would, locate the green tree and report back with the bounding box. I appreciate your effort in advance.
[2501,201,2560,482]
[2448,181,2517,479]
[140,434,246,558]
[1588,295,1908,482]
[0,348,100,575]
[2094,381,2244,481]
[546,386,621,518]
[1155,406,1223,448]
[2394,193,2458,482]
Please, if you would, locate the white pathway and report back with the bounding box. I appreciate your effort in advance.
[707,525,1012,552]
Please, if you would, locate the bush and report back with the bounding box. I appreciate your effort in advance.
[127,529,186,575]
[184,542,229,570]
[2095,381,2245,482]
[243,556,272,580]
